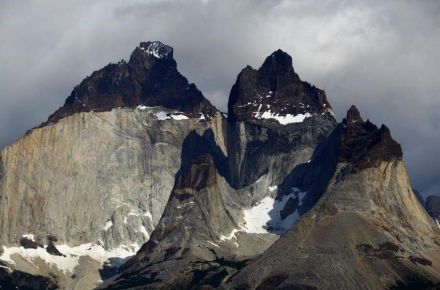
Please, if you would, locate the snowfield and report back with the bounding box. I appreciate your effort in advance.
[0,242,138,274]
[218,187,307,242]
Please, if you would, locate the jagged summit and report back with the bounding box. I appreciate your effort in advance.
[346,105,363,124]
[228,49,333,125]
[39,41,217,127]
[340,106,402,169]
[260,49,298,80]
[138,41,173,59]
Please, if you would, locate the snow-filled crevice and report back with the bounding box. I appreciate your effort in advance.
[242,187,306,234]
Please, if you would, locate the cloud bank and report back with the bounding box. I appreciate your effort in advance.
[1,0,439,196]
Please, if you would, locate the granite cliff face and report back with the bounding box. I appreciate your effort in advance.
[0,110,225,247]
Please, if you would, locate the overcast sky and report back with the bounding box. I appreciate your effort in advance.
[1,0,439,197]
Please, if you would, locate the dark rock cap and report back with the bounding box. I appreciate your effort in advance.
[228,49,332,123]
[339,105,403,169]
[38,41,217,128]
[138,41,173,60]
[346,105,363,124]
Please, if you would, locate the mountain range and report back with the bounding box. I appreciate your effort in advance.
[0,41,439,290]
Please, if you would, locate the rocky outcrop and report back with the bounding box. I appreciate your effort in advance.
[338,105,402,170]
[0,266,58,290]
[227,49,336,188]
[229,107,440,290]
[40,41,217,128]
[228,49,332,124]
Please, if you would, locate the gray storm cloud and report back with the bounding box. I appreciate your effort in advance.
[1,0,439,196]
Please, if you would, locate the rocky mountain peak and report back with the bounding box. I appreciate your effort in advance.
[38,41,217,127]
[228,49,333,124]
[259,49,297,80]
[339,106,402,169]
[138,41,173,60]
[346,105,363,124]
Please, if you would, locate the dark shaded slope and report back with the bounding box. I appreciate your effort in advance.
[0,266,57,290]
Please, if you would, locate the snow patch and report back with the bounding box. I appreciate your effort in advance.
[154,111,170,120]
[22,234,35,241]
[103,221,113,231]
[153,112,189,121]
[219,228,241,241]
[269,185,278,192]
[254,110,312,125]
[170,114,189,120]
[139,42,172,59]
[139,225,150,239]
[0,243,137,274]
[242,187,306,234]
[143,211,153,220]
[207,241,220,248]
[136,105,149,110]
